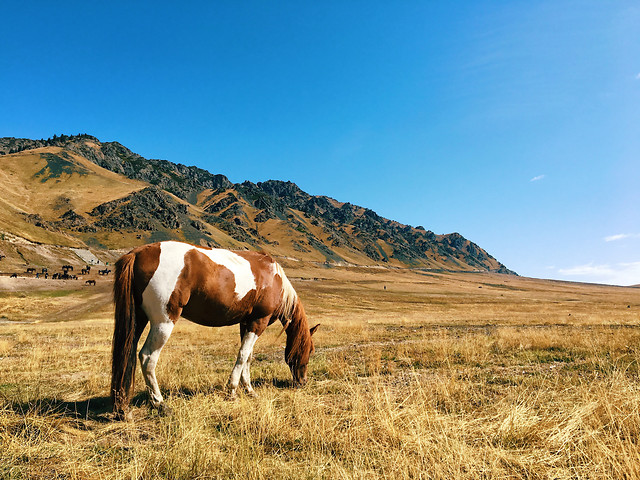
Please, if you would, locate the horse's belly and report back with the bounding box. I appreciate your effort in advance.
[181,295,245,327]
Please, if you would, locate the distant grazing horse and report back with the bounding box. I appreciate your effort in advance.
[111,241,319,419]
[99,268,111,276]
[10,273,17,278]
[86,279,96,286]
[26,268,36,274]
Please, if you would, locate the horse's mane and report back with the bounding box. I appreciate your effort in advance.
[272,261,312,363]
[274,262,298,324]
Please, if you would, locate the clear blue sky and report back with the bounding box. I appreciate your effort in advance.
[2,1,639,285]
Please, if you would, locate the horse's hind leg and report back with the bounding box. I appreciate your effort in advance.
[138,320,174,412]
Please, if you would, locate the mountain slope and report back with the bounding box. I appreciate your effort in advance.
[0,145,147,247]
[0,135,515,274]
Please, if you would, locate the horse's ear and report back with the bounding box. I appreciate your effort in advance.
[310,324,320,336]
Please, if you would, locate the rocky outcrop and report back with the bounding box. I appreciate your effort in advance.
[56,210,89,229]
[90,187,188,231]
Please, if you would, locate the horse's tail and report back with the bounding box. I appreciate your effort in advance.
[111,251,139,416]
[273,261,298,327]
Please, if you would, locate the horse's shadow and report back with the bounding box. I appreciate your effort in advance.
[9,396,112,423]
[8,392,151,423]
[163,377,293,399]
[252,377,292,389]
[8,378,295,422]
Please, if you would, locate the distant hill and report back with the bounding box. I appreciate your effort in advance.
[0,134,515,274]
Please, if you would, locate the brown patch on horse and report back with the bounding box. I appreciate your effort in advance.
[131,243,162,302]
[172,249,284,331]
[173,249,247,326]
[236,251,284,319]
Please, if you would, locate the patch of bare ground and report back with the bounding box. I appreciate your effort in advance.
[0,265,639,478]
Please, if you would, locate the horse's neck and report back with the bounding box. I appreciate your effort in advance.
[286,303,310,359]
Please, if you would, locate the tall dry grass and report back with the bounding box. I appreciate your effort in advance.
[0,269,639,479]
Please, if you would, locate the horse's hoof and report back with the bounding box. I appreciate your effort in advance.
[246,390,258,399]
[113,409,133,422]
[227,389,238,400]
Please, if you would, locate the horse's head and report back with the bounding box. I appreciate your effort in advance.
[285,323,319,387]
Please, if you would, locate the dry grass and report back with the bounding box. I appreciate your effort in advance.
[1,267,639,479]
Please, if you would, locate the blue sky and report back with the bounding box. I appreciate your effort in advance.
[2,2,639,285]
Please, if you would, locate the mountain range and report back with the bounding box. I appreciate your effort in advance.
[0,134,514,274]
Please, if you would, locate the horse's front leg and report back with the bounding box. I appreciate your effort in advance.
[228,330,259,399]
[240,351,257,397]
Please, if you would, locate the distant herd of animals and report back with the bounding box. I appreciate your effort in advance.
[3,263,110,284]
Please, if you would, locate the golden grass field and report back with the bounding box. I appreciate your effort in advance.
[1,265,639,479]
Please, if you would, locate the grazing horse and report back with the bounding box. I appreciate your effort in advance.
[86,279,96,286]
[111,241,319,418]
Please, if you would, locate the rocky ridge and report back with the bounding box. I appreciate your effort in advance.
[0,135,515,274]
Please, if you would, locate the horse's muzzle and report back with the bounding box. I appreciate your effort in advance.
[293,377,308,388]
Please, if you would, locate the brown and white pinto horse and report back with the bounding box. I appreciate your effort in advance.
[111,241,318,418]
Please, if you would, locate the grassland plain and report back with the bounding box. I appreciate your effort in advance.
[0,265,639,479]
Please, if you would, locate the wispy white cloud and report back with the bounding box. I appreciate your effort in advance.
[530,174,545,182]
[557,262,640,286]
[559,264,612,277]
[604,233,640,242]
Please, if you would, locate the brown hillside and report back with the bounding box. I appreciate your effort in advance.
[0,135,514,275]
[0,147,146,246]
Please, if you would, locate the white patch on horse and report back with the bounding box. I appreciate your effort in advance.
[268,262,277,277]
[200,248,256,299]
[141,241,189,323]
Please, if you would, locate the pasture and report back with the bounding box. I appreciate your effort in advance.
[0,266,639,479]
